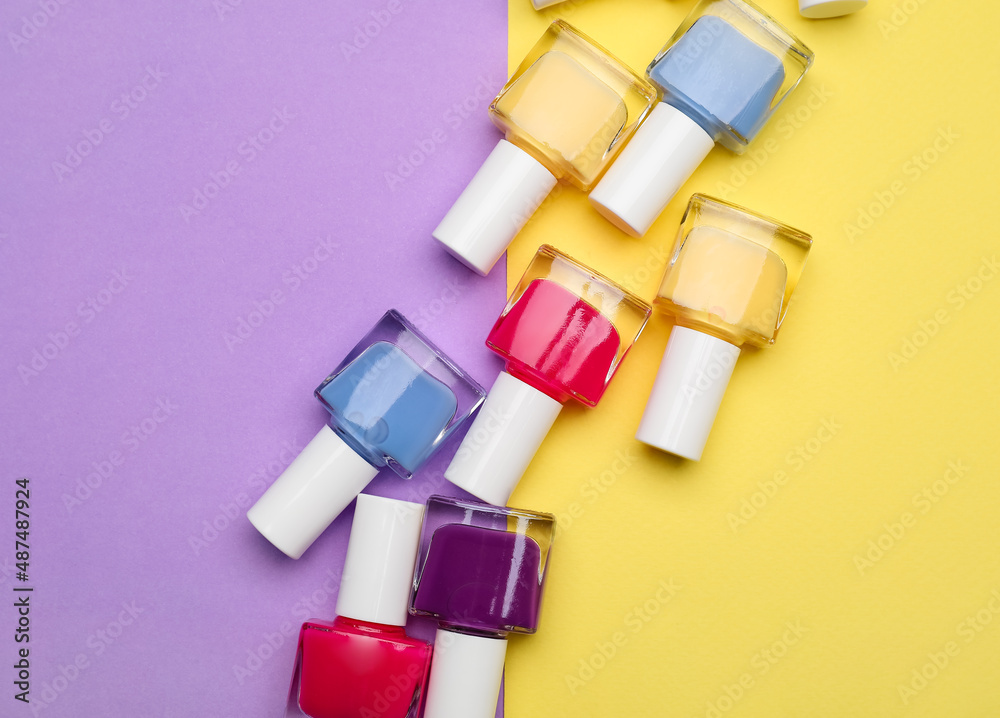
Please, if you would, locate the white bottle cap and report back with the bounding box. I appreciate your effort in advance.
[636,326,741,461]
[798,0,867,18]
[335,494,424,627]
[590,102,715,237]
[433,139,557,276]
[531,0,565,7]
[247,425,379,559]
[445,371,563,506]
[423,629,508,718]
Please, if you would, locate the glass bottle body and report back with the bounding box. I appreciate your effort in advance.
[316,310,486,477]
[410,495,556,635]
[646,0,812,152]
[286,617,431,718]
[486,245,650,405]
[491,20,656,188]
[655,194,811,348]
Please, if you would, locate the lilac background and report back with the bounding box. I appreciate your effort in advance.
[0,1,506,715]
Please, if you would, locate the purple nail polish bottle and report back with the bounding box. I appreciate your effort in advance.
[410,495,555,718]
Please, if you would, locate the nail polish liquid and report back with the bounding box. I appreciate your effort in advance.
[487,278,620,405]
[292,617,430,718]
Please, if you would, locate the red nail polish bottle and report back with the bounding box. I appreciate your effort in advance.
[285,495,431,718]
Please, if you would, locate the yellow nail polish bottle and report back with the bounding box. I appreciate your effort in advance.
[637,194,812,460]
[434,20,656,275]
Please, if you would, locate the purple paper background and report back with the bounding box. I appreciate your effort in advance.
[0,1,507,715]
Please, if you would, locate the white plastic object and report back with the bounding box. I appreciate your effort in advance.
[335,494,424,627]
[445,371,562,505]
[799,0,867,19]
[590,102,714,237]
[422,629,508,718]
[635,326,741,461]
[433,139,557,275]
[246,425,378,559]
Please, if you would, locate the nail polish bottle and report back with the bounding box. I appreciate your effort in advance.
[636,194,811,460]
[445,245,650,504]
[410,495,555,718]
[434,20,656,275]
[248,310,486,559]
[285,495,431,718]
[590,0,813,237]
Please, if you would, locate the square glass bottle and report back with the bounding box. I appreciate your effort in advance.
[434,20,656,275]
[636,194,812,460]
[591,0,813,236]
[248,310,485,558]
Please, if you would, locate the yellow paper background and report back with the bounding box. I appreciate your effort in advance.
[503,1,1000,715]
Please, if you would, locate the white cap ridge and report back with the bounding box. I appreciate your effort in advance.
[799,0,867,18]
[247,425,379,559]
[433,139,557,276]
[635,326,741,461]
[422,629,508,718]
[445,371,563,506]
[590,102,715,237]
[336,494,424,627]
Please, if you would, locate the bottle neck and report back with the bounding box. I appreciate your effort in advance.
[437,622,510,640]
[334,615,407,638]
[502,362,572,404]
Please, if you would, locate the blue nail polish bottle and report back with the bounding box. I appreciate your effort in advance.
[591,0,814,237]
[248,310,485,559]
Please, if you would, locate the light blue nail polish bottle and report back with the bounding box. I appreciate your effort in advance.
[591,0,814,237]
[248,310,485,559]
